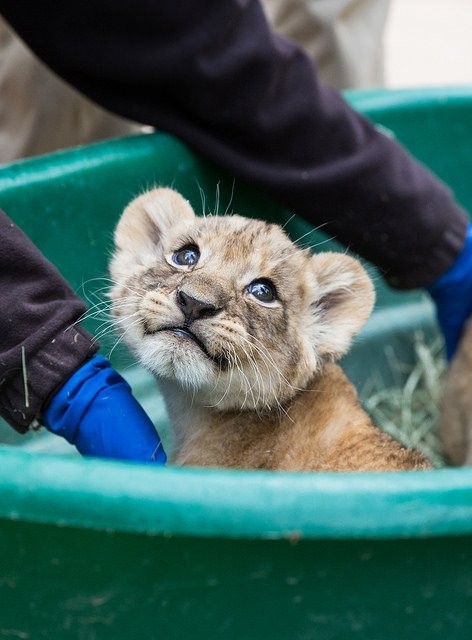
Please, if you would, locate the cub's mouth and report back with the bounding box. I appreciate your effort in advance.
[155,326,224,366]
[161,326,209,354]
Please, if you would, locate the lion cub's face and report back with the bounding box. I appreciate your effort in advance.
[110,188,374,411]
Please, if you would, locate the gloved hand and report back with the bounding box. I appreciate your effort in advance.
[427,223,472,361]
[42,355,166,464]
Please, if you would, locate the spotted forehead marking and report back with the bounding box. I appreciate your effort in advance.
[190,216,299,268]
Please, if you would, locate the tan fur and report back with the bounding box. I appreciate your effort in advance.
[110,188,431,471]
[438,318,472,466]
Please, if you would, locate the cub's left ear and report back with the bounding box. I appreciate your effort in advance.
[113,187,196,258]
[309,252,375,360]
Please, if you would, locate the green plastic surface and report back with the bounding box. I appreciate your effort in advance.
[1,88,472,639]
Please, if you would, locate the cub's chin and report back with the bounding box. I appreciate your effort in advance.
[135,330,296,413]
[136,329,219,391]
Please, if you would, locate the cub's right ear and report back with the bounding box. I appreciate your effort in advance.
[114,188,196,257]
[309,252,375,360]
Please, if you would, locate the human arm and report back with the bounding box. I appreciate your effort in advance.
[0,208,96,431]
[0,0,467,292]
[0,210,166,463]
[427,223,472,360]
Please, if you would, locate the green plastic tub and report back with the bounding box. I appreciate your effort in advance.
[1,88,472,639]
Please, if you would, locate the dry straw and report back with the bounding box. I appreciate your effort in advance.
[362,333,446,467]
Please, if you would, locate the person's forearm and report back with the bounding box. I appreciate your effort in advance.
[0,210,98,431]
[1,0,467,288]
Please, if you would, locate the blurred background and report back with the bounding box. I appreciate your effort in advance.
[386,0,471,87]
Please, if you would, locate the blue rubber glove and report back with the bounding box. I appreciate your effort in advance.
[427,223,472,360]
[43,355,166,464]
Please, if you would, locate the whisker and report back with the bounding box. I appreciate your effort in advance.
[281,213,296,230]
[292,220,331,246]
[239,332,305,395]
[107,317,143,358]
[195,179,207,217]
[303,236,337,251]
[224,178,236,216]
[214,181,221,215]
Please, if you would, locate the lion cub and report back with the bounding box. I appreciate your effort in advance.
[110,188,430,471]
[438,318,472,466]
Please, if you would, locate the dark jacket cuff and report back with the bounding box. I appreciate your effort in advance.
[0,325,98,433]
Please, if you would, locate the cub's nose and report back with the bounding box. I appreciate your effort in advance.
[176,289,220,322]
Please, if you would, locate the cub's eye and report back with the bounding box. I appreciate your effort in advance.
[247,279,277,303]
[172,245,200,267]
